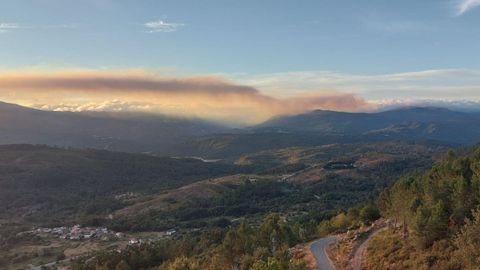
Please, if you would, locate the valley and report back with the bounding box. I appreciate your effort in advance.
[0,139,452,269]
[0,106,479,270]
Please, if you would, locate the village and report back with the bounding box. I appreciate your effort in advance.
[21,224,179,244]
[28,225,122,241]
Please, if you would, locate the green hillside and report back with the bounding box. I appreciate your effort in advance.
[368,146,480,269]
[0,144,245,225]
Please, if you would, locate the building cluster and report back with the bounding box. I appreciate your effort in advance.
[32,225,123,240]
[127,229,177,245]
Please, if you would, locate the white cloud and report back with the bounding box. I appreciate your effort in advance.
[33,100,154,112]
[0,22,77,33]
[144,20,184,33]
[0,23,20,33]
[455,0,480,16]
[230,69,480,100]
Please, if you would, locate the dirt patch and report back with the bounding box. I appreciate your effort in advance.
[328,219,387,270]
[291,243,318,270]
[15,241,63,253]
[115,174,265,217]
[63,242,100,257]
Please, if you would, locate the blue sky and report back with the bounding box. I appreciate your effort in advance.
[0,0,480,123]
[1,0,479,74]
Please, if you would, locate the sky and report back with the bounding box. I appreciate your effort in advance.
[0,0,480,124]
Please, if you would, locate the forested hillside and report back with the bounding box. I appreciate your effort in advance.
[0,144,244,225]
[369,146,480,269]
[0,141,450,269]
[180,108,480,158]
[1,102,480,159]
[72,214,310,270]
[108,141,448,232]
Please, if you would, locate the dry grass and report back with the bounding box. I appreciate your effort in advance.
[291,243,318,270]
[328,221,387,270]
[63,242,100,257]
[115,174,272,216]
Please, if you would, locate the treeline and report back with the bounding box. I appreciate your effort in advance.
[0,145,247,224]
[72,214,308,270]
[108,178,380,232]
[317,203,380,235]
[376,147,480,269]
[72,203,383,270]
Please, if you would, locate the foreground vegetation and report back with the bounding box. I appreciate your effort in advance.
[368,146,480,269]
[72,214,309,270]
[66,203,382,270]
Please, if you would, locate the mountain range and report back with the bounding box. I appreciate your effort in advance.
[0,102,479,158]
[1,101,478,270]
[0,101,224,155]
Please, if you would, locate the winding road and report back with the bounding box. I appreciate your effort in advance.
[310,236,338,270]
[350,227,387,270]
[310,226,387,270]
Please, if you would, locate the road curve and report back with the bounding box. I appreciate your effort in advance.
[350,227,387,270]
[310,236,337,270]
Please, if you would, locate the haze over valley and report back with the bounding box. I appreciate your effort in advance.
[1,1,480,270]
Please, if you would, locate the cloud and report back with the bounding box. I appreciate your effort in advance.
[0,23,20,33]
[232,69,480,100]
[455,0,480,16]
[34,100,154,112]
[0,22,77,33]
[144,20,184,33]
[0,70,374,124]
[1,69,478,124]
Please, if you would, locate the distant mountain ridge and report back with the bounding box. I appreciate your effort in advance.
[258,107,479,131]
[254,107,480,143]
[0,101,226,154]
[0,102,480,157]
[179,107,480,158]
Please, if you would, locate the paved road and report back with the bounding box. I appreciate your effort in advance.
[350,227,387,270]
[310,236,338,270]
